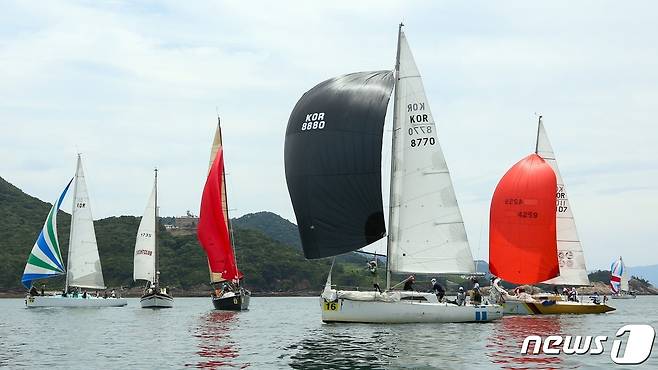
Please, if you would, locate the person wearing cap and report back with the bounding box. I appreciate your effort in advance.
[471,280,482,305]
[403,275,415,291]
[430,278,445,301]
[456,287,466,306]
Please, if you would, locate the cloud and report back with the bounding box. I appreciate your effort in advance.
[1,1,657,269]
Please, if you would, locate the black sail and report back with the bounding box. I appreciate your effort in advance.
[284,71,395,259]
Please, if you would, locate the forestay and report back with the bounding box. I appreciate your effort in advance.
[387,30,475,275]
[285,71,395,259]
[21,180,72,288]
[133,180,157,283]
[67,156,105,289]
[536,118,590,286]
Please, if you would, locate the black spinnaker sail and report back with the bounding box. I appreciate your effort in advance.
[284,71,395,259]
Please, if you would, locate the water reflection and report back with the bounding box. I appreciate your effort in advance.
[287,325,398,369]
[187,311,248,369]
[488,316,566,369]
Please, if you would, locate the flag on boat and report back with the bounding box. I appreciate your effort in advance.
[21,179,72,288]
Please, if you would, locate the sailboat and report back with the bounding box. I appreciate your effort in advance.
[134,169,174,308]
[198,117,250,310]
[489,116,614,314]
[611,256,636,299]
[284,24,502,323]
[23,155,127,307]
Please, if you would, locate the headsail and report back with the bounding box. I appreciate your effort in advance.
[198,147,242,282]
[610,256,628,293]
[489,154,559,284]
[536,117,590,286]
[21,179,73,288]
[133,176,157,283]
[387,29,475,275]
[66,156,105,290]
[284,71,395,259]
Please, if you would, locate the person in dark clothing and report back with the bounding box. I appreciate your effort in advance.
[430,278,445,301]
[41,285,45,296]
[403,275,415,291]
[29,286,38,296]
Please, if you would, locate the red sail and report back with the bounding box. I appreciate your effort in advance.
[197,148,242,282]
[489,153,559,284]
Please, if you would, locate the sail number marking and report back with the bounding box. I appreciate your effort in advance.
[517,211,539,219]
[139,232,153,238]
[76,202,87,208]
[323,301,340,311]
[301,112,325,131]
[410,137,435,147]
[556,186,568,213]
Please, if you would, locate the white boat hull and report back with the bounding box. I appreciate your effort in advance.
[320,297,502,323]
[611,294,636,300]
[140,293,174,308]
[25,295,127,308]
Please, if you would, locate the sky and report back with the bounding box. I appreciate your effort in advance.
[1,1,657,269]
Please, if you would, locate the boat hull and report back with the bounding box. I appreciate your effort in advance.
[25,295,127,308]
[503,300,615,315]
[611,294,636,300]
[211,289,250,311]
[321,297,503,323]
[140,292,174,308]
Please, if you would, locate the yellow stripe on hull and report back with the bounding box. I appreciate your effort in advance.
[503,300,615,315]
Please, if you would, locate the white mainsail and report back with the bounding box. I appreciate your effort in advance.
[537,117,590,286]
[66,155,105,289]
[387,30,475,275]
[133,177,157,283]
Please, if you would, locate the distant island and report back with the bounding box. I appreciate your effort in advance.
[1,175,657,297]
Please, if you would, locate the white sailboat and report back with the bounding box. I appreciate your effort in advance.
[134,169,174,308]
[490,117,614,314]
[24,155,127,307]
[284,25,502,323]
[611,256,636,299]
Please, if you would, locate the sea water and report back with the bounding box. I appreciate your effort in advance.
[0,296,656,369]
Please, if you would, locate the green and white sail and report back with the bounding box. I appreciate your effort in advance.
[22,179,73,288]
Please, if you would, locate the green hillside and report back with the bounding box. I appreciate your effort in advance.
[0,176,377,293]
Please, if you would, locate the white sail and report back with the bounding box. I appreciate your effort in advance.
[133,178,157,283]
[537,118,590,286]
[66,156,105,289]
[620,257,630,292]
[387,31,475,275]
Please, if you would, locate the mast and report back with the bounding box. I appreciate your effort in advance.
[64,154,81,293]
[534,115,542,154]
[154,168,159,286]
[386,23,403,290]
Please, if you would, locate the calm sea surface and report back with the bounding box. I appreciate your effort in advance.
[1,296,656,369]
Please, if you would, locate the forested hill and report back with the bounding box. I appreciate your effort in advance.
[0,176,373,292]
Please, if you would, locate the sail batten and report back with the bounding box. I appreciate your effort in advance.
[387,30,475,275]
[536,117,590,286]
[284,71,395,259]
[22,179,72,288]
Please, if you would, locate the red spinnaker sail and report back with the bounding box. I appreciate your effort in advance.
[489,153,559,284]
[197,148,242,282]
